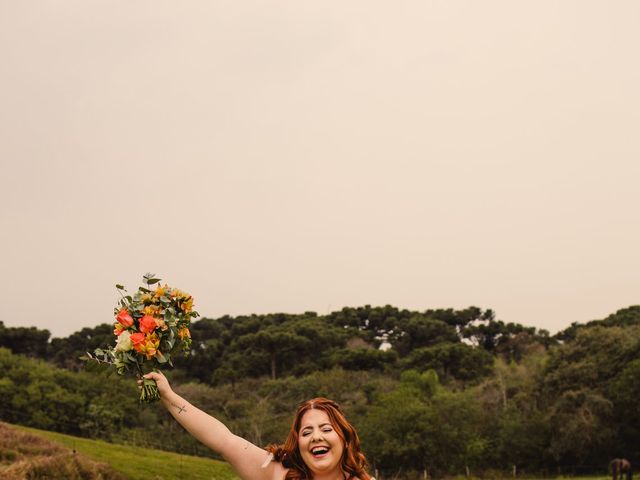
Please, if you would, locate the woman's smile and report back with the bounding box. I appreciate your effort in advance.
[298,409,344,475]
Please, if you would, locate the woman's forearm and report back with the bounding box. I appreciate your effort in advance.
[161,389,233,453]
[144,372,276,480]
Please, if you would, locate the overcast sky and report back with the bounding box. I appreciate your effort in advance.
[1,1,639,339]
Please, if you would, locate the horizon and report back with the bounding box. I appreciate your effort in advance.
[2,300,636,340]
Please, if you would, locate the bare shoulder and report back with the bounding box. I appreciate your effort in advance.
[271,462,288,480]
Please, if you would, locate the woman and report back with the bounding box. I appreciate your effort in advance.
[142,372,373,480]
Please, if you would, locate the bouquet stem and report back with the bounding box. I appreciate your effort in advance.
[139,376,160,403]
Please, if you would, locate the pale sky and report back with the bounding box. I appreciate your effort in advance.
[1,1,639,339]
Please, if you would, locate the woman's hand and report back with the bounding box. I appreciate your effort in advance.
[137,371,173,398]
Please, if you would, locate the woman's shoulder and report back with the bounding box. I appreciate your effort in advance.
[271,462,288,480]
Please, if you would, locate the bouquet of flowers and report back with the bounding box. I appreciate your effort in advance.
[85,273,198,402]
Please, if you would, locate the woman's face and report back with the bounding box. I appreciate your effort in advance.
[298,408,345,477]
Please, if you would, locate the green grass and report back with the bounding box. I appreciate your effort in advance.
[15,425,239,480]
[8,425,614,480]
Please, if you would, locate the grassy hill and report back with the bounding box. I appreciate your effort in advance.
[11,423,238,480]
[0,421,126,479]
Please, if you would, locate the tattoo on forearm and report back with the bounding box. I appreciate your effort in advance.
[171,402,187,414]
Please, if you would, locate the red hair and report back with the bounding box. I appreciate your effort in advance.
[267,397,372,480]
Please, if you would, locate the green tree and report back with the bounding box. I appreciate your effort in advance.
[49,323,114,370]
[0,322,50,358]
[390,316,459,356]
[400,343,494,382]
[330,347,397,371]
[232,326,310,380]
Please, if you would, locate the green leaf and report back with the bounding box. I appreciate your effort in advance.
[144,273,161,285]
[115,284,125,290]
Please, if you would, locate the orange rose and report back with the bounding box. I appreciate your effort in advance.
[139,314,157,334]
[114,323,125,336]
[116,309,134,328]
[130,332,146,353]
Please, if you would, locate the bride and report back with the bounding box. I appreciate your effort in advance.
[141,372,373,480]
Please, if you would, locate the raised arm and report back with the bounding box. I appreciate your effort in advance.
[142,372,283,480]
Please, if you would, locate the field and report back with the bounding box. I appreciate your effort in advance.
[13,424,239,480]
[5,423,613,480]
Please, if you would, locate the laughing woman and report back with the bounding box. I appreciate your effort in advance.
[141,372,373,480]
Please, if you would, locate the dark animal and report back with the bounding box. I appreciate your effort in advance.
[611,458,632,480]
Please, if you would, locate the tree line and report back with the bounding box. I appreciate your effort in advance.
[1,305,639,479]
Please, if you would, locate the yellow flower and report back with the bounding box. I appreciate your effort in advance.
[143,305,163,316]
[141,333,161,360]
[113,323,125,336]
[178,327,191,340]
[180,296,193,313]
[154,284,167,298]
